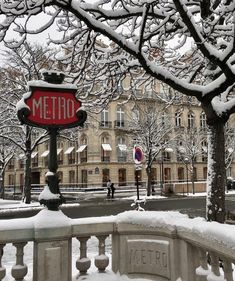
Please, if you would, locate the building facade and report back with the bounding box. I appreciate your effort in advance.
[4,91,235,192]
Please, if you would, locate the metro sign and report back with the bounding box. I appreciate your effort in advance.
[17,80,87,129]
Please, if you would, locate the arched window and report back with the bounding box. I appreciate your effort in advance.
[200,112,207,129]
[116,106,125,127]
[201,141,208,162]
[175,111,182,127]
[187,112,194,128]
[132,107,139,121]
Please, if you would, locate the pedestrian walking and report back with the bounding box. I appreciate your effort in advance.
[107,179,111,197]
[110,182,115,198]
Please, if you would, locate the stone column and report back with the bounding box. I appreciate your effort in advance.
[33,209,72,281]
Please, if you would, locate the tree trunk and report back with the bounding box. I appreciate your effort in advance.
[0,171,4,199]
[207,120,226,223]
[146,166,152,196]
[191,161,195,195]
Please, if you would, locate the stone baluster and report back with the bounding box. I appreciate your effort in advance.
[208,252,221,278]
[223,258,233,281]
[11,242,28,281]
[76,236,91,275]
[0,244,6,281]
[195,248,210,280]
[94,235,109,272]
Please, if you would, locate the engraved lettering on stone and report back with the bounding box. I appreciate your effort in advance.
[127,239,170,278]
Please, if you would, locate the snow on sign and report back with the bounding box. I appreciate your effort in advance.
[133,145,144,164]
[17,75,87,129]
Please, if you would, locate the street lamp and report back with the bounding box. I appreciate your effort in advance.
[184,157,190,195]
[17,71,87,210]
[0,161,3,199]
[157,155,164,196]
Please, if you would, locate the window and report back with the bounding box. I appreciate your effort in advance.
[164,168,171,182]
[116,106,125,127]
[65,145,76,164]
[31,152,39,167]
[69,170,75,183]
[200,112,207,129]
[101,109,110,127]
[118,169,126,186]
[8,159,15,170]
[102,168,110,186]
[79,136,88,163]
[57,171,63,183]
[101,135,111,162]
[161,112,167,127]
[178,167,184,181]
[117,137,127,162]
[201,141,208,162]
[8,174,14,186]
[19,159,25,169]
[57,148,63,165]
[175,111,182,127]
[203,167,207,180]
[81,170,88,188]
[132,108,139,121]
[187,112,194,128]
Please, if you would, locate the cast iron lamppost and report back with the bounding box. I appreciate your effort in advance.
[184,157,190,195]
[133,145,144,210]
[17,71,87,210]
[0,161,3,199]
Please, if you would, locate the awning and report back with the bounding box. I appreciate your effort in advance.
[18,153,25,159]
[64,147,75,155]
[202,146,208,153]
[77,145,87,152]
[31,152,38,159]
[57,148,63,155]
[165,147,173,153]
[178,146,186,153]
[102,143,112,151]
[41,149,62,157]
[118,144,127,151]
[41,150,49,157]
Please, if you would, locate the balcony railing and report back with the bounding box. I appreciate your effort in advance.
[99,121,112,128]
[0,210,235,281]
[114,120,125,128]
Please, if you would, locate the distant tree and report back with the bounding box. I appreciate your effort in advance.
[0,137,16,199]
[0,42,58,203]
[128,100,174,196]
[175,128,207,194]
[224,125,235,178]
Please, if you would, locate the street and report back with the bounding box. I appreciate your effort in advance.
[1,194,235,220]
[62,196,207,218]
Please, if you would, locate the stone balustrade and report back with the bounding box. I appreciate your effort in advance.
[0,209,234,281]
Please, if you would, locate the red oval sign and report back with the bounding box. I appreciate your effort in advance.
[17,84,87,129]
[26,90,81,126]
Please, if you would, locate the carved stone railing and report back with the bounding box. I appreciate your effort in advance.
[0,209,234,281]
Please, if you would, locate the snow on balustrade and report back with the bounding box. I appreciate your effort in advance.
[0,210,235,281]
